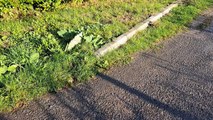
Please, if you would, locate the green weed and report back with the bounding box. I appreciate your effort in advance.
[0,0,213,112]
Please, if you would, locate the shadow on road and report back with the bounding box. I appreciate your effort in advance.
[141,53,213,119]
[53,85,107,120]
[97,73,198,120]
[142,53,213,84]
[0,114,7,120]
[3,53,213,119]
[34,100,57,120]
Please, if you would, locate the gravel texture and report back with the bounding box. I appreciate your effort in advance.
[1,9,213,120]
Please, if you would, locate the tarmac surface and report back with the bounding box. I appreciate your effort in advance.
[1,9,213,120]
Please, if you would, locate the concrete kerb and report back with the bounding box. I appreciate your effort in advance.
[95,3,179,57]
[162,4,179,16]
[149,13,164,23]
[95,20,150,57]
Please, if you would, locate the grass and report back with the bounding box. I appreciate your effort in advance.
[100,0,213,67]
[0,0,213,112]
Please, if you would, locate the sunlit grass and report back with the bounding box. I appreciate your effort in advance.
[0,0,212,112]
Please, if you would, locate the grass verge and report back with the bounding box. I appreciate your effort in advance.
[0,0,213,112]
[100,0,213,69]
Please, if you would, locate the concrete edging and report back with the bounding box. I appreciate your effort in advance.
[95,3,179,57]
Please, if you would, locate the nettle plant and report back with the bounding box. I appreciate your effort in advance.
[56,24,107,81]
[57,24,106,51]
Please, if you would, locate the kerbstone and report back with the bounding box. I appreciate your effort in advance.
[95,3,178,57]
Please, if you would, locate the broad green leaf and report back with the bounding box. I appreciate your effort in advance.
[7,64,18,73]
[0,55,6,60]
[84,35,93,43]
[57,30,67,37]
[0,66,7,75]
[30,53,40,64]
[2,36,7,40]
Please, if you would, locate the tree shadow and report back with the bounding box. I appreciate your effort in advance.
[141,53,213,119]
[112,93,145,120]
[142,53,213,85]
[155,63,213,84]
[49,84,107,120]
[3,52,213,119]
[97,73,198,120]
[0,114,7,120]
[34,100,57,120]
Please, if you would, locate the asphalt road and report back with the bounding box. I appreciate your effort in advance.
[1,9,213,120]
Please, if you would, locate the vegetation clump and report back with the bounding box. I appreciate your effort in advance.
[0,0,212,112]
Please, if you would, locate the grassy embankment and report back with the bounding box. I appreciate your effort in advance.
[0,0,212,112]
